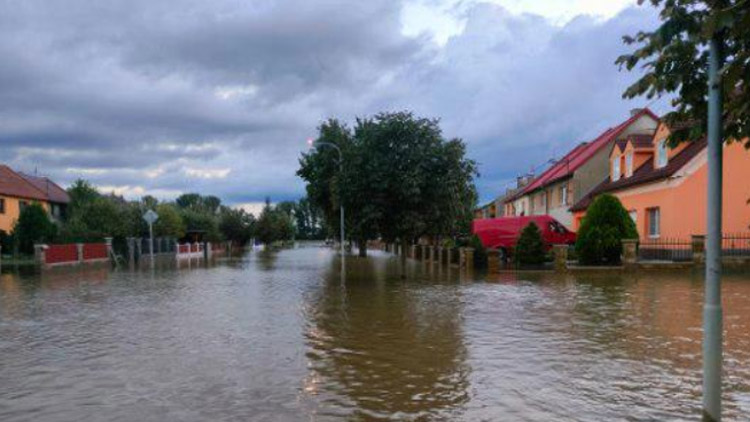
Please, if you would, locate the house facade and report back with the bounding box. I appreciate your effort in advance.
[0,165,69,234]
[570,122,750,240]
[477,175,534,220]
[504,108,659,229]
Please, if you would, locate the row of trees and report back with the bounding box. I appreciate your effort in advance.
[1,180,314,256]
[298,111,478,257]
[58,181,258,247]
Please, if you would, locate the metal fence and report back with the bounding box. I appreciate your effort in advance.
[638,238,693,262]
[722,234,750,257]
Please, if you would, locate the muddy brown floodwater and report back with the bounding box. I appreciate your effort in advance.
[1,244,749,421]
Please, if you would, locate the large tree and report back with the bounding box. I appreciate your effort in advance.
[255,199,294,246]
[155,203,186,238]
[617,0,750,145]
[293,197,325,240]
[298,119,353,243]
[218,206,255,246]
[298,111,478,258]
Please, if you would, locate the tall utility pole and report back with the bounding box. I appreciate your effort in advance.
[703,32,724,422]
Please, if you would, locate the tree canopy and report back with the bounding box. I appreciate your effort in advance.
[298,111,478,254]
[254,198,295,245]
[13,203,57,255]
[617,0,750,145]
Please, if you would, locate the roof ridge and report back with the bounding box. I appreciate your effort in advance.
[16,170,50,197]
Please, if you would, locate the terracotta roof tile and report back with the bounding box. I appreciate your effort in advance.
[0,166,48,201]
[614,139,628,152]
[19,173,70,204]
[628,134,654,149]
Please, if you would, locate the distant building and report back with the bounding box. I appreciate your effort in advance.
[571,122,750,240]
[0,166,70,233]
[475,175,534,220]
[503,108,659,229]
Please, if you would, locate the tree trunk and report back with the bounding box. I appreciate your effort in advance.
[358,239,367,257]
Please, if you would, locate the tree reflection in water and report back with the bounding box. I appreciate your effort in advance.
[303,253,471,420]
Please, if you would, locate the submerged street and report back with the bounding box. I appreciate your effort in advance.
[1,245,749,421]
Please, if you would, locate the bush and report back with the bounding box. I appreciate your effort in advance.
[0,230,13,255]
[575,194,638,265]
[514,222,546,266]
[469,235,487,268]
[13,203,57,255]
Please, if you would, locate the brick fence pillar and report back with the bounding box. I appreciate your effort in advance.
[692,235,706,265]
[34,244,47,267]
[437,247,443,266]
[76,243,85,264]
[127,237,135,266]
[136,239,142,260]
[553,244,568,273]
[465,248,475,272]
[487,249,500,273]
[105,237,113,264]
[622,239,638,267]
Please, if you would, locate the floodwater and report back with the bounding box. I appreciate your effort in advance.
[1,245,749,422]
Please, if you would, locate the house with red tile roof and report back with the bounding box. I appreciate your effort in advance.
[0,166,69,234]
[570,122,750,240]
[504,108,659,229]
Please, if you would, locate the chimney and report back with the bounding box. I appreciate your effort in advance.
[516,173,534,189]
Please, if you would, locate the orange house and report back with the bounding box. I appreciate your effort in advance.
[0,165,70,235]
[571,122,750,240]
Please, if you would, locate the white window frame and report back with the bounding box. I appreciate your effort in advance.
[656,139,668,168]
[612,155,621,181]
[561,184,568,206]
[625,151,634,177]
[629,209,637,223]
[647,208,661,238]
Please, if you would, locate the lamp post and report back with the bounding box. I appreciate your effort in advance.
[309,140,345,265]
[703,32,724,422]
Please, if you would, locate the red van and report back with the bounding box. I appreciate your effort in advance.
[472,215,576,259]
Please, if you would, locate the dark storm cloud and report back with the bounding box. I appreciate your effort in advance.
[0,0,659,206]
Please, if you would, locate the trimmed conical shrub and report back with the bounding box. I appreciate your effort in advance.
[514,222,546,266]
[575,194,638,265]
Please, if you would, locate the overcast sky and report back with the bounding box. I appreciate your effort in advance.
[0,0,665,213]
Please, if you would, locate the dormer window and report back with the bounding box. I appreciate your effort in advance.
[656,139,668,168]
[625,151,633,177]
[612,155,621,181]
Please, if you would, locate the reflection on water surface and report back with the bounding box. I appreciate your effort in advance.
[1,246,749,421]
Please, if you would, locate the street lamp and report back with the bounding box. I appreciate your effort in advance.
[703,33,724,422]
[309,139,346,263]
